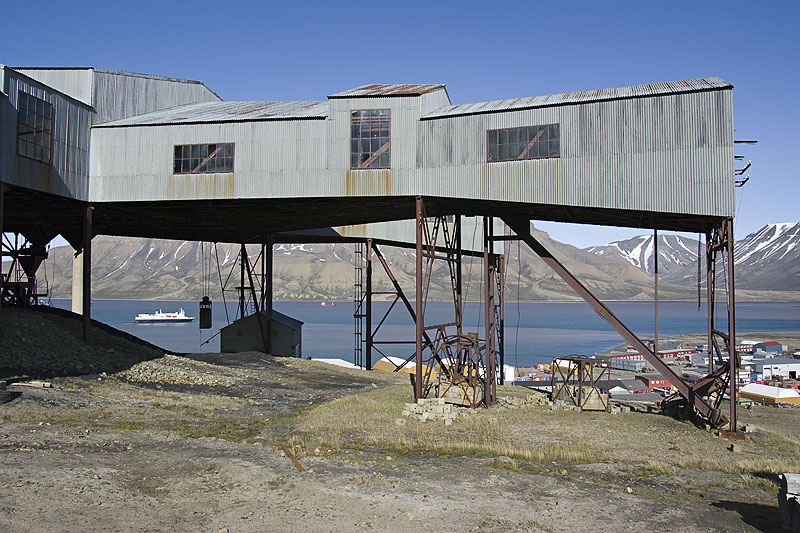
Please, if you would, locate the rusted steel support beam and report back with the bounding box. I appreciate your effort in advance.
[366,238,373,370]
[654,228,659,353]
[82,205,93,342]
[372,245,434,350]
[0,182,4,318]
[503,216,721,425]
[265,234,273,355]
[415,197,424,400]
[725,219,738,431]
[483,217,497,405]
[706,230,719,373]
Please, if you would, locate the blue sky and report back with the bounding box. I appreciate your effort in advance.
[4,0,797,248]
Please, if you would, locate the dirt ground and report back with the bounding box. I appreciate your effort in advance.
[1,307,797,532]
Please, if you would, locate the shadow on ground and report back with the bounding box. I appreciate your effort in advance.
[712,500,783,532]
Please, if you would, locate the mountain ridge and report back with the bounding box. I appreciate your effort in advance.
[13,223,800,302]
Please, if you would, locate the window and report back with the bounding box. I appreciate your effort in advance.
[17,91,53,164]
[351,109,390,169]
[487,124,559,163]
[173,143,234,174]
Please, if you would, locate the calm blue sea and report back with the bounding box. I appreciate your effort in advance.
[48,299,800,367]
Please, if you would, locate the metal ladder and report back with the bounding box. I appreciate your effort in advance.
[353,242,365,368]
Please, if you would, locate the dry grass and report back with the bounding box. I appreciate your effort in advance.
[288,384,800,475]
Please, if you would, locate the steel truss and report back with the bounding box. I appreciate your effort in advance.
[412,197,502,407]
[503,216,738,429]
[230,239,274,354]
[0,232,49,308]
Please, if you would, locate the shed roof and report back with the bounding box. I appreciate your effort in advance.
[329,83,445,98]
[741,383,800,399]
[423,76,732,119]
[94,100,329,127]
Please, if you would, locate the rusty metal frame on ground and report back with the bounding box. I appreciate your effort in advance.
[413,197,500,407]
[551,356,610,411]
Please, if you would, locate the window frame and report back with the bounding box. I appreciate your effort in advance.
[16,90,53,164]
[350,109,391,170]
[486,123,560,163]
[173,143,235,175]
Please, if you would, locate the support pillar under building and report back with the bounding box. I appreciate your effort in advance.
[82,205,93,341]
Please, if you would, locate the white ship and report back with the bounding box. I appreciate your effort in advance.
[135,308,194,323]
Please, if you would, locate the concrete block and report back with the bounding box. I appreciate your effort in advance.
[395,418,407,426]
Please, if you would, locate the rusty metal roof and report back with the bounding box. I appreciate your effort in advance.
[423,77,733,119]
[95,100,329,127]
[329,84,446,98]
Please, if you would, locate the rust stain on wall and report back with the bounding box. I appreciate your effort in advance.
[345,169,392,197]
[167,173,235,200]
[336,223,367,238]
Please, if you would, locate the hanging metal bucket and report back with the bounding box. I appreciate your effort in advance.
[199,296,212,329]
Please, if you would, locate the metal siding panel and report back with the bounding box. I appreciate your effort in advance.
[92,71,221,125]
[3,70,91,199]
[12,68,94,106]
[91,86,733,219]
[417,88,733,218]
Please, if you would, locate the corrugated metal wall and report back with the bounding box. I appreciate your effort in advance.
[2,68,92,199]
[13,68,94,106]
[14,68,222,125]
[417,89,734,217]
[90,86,734,220]
[92,70,221,124]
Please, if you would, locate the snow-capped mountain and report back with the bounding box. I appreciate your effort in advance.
[585,223,800,292]
[583,233,701,275]
[733,223,800,291]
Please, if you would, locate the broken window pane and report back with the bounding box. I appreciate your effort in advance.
[173,143,234,174]
[351,109,390,169]
[486,124,560,162]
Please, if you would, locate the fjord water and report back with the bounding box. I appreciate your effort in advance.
[50,300,800,367]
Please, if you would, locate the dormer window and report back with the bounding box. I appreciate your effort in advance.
[351,109,390,169]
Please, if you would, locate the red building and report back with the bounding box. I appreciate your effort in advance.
[635,374,673,391]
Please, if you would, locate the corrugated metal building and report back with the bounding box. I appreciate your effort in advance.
[2,69,737,260]
[85,77,735,243]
